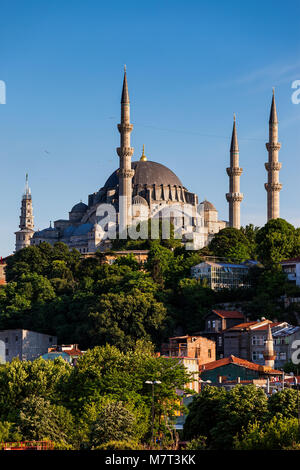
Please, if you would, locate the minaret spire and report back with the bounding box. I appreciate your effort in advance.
[117,67,135,235]
[15,174,35,252]
[265,89,282,221]
[263,324,276,369]
[226,114,243,229]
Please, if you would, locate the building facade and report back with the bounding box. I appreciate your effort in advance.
[0,329,57,362]
[197,310,245,358]
[223,319,293,368]
[191,261,252,290]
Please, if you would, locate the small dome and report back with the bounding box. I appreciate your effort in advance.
[133,195,148,206]
[71,202,88,213]
[200,200,217,211]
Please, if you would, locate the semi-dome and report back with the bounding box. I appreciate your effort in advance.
[104,160,184,189]
[133,195,148,206]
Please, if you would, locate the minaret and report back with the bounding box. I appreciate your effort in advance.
[226,114,243,229]
[117,66,135,235]
[263,324,276,369]
[15,174,35,251]
[265,89,282,221]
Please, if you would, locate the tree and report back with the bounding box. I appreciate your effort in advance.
[88,289,167,351]
[208,228,251,262]
[268,389,300,419]
[210,385,268,449]
[0,357,72,421]
[16,396,75,448]
[256,218,296,267]
[183,385,269,450]
[234,416,300,450]
[183,386,226,442]
[89,400,142,448]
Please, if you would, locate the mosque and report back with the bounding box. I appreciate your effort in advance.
[15,70,282,254]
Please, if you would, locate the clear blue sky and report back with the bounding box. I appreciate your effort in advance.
[1,0,300,256]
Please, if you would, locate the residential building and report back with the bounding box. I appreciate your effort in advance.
[199,354,282,386]
[41,344,83,365]
[162,334,215,362]
[223,319,290,368]
[196,310,245,358]
[272,325,300,368]
[191,261,252,290]
[0,329,57,362]
[281,257,300,286]
[0,261,6,286]
[161,335,216,395]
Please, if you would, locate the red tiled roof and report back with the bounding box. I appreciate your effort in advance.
[200,355,282,375]
[225,320,284,332]
[212,310,245,319]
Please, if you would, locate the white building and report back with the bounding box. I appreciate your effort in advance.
[191,261,252,290]
[281,257,300,286]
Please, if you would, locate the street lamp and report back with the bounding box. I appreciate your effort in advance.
[199,379,211,391]
[145,380,162,445]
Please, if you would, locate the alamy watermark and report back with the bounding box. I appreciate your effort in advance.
[291,80,300,104]
[0,80,6,104]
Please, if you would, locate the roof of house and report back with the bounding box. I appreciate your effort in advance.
[210,310,245,319]
[200,355,282,375]
[225,320,286,332]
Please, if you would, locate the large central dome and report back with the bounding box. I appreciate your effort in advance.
[104,160,184,189]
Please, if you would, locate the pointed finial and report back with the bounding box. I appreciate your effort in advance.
[121,66,129,103]
[140,144,147,161]
[269,88,278,124]
[230,114,239,153]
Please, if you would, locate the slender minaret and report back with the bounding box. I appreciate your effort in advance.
[265,89,282,221]
[226,115,243,229]
[117,66,135,235]
[15,174,35,251]
[263,324,276,369]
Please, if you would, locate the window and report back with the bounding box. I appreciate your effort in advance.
[207,320,211,330]
[208,349,211,358]
[218,336,222,346]
[252,335,264,346]
[15,336,18,342]
[279,352,286,360]
[252,351,264,361]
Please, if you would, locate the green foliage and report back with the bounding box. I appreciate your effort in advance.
[183,385,269,450]
[185,435,207,450]
[268,388,300,419]
[183,386,226,442]
[208,227,251,262]
[94,440,144,450]
[234,416,300,450]
[89,399,142,447]
[256,218,297,267]
[16,396,75,447]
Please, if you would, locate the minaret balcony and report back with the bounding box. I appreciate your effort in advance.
[265,162,282,172]
[264,182,282,192]
[226,167,243,177]
[116,147,134,157]
[266,142,281,151]
[118,123,133,133]
[226,192,244,202]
